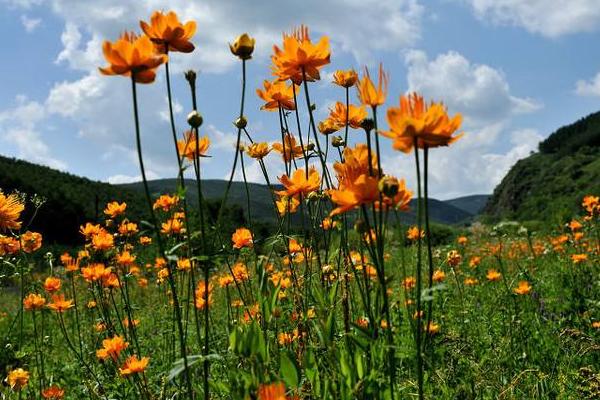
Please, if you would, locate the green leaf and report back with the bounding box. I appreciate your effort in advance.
[168,354,222,382]
[280,351,300,388]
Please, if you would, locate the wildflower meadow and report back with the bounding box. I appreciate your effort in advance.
[1,9,599,400]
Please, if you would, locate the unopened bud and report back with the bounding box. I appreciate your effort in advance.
[331,136,345,148]
[184,70,197,85]
[187,110,203,128]
[234,116,248,129]
[361,118,375,132]
[229,33,255,60]
[354,219,368,234]
[306,143,315,152]
[310,103,316,111]
[307,191,320,202]
[378,176,399,197]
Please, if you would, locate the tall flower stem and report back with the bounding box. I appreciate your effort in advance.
[130,77,194,399]
[413,141,424,400]
[301,68,331,188]
[423,146,436,353]
[164,58,184,182]
[343,87,350,147]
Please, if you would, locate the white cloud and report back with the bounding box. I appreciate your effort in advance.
[459,0,600,37]
[404,50,541,127]
[20,14,41,32]
[0,97,67,170]
[575,71,600,97]
[377,50,544,198]
[159,96,183,122]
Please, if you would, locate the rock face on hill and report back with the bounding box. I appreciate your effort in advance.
[483,110,600,223]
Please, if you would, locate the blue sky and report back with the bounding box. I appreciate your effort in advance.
[1,0,600,199]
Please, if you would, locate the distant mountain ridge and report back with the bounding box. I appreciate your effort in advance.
[0,155,488,245]
[483,110,600,223]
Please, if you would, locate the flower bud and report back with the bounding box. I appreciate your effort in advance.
[229,33,255,60]
[310,103,316,111]
[187,110,203,128]
[305,143,315,151]
[331,136,345,148]
[234,116,248,129]
[307,191,320,202]
[354,219,368,234]
[184,70,197,85]
[378,176,399,197]
[361,118,375,132]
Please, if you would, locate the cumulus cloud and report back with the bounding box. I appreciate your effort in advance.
[459,0,600,37]
[404,50,541,127]
[575,72,600,97]
[378,50,544,198]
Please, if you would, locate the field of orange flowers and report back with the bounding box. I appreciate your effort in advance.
[1,10,600,400]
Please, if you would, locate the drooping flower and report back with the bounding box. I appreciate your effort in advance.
[104,201,127,218]
[119,355,150,377]
[327,101,367,130]
[5,368,29,391]
[47,294,74,313]
[96,335,129,361]
[381,92,463,153]
[276,168,321,198]
[256,80,299,111]
[140,10,196,53]
[0,191,24,232]
[356,64,388,107]
[332,69,358,88]
[271,25,330,84]
[99,32,168,84]
[177,131,210,160]
[230,33,255,60]
[232,227,253,249]
[318,118,341,135]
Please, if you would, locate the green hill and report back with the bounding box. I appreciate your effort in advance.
[444,195,490,216]
[483,110,600,223]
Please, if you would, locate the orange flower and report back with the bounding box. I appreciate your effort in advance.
[118,221,139,236]
[218,274,235,288]
[139,236,152,246]
[0,236,20,255]
[464,277,478,286]
[47,294,74,313]
[375,177,412,212]
[153,194,179,212]
[381,92,463,153]
[104,201,126,218]
[42,385,65,399]
[318,118,341,135]
[332,69,358,88]
[432,269,446,283]
[230,33,255,60]
[195,280,213,310]
[571,254,588,264]
[329,173,379,216]
[407,226,424,241]
[276,168,320,198]
[23,293,46,311]
[272,134,305,162]
[232,227,253,249]
[232,262,250,282]
[257,382,288,400]
[582,195,599,214]
[80,222,102,239]
[513,281,532,295]
[99,32,167,84]
[119,355,150,377]
[116,251,136,266]
[446,250,462,267]
[43,277,61,293]
[140,10,196,53]
[177,131,210,160]
[426,321,440,335]
[92,230,114,251]
[275,195,300,216]
[402,276,416,290]
[246,142,271,159]
[256,80,298,111]
[177,258,192,271]
[328,101,368,130]
[5,368,29,391]
[468,256,482,268]
[271,25,330,84]
[0,191,24,232]
[457,236,468,246]
[356,63,388,107]
[82,263,112,283]
[96,335,129,361]
[161,217,186,235]
[20,231,42,253]
[486,269,502,282]
[568,219,582,231]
